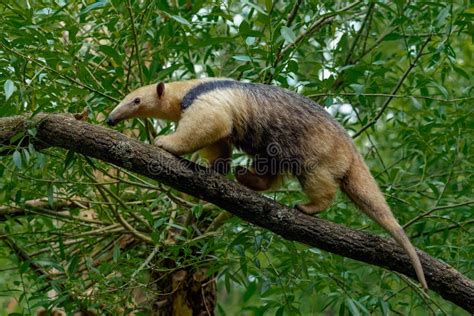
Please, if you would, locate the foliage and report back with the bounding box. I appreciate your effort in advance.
[0,0,473,315]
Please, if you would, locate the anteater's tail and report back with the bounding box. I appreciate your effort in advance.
[341,153,428,290]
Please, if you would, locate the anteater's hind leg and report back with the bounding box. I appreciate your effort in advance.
[235,166,280,191]
[296,168,338,215]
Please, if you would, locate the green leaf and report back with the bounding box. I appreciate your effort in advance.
[453,66,470,80]
[192,204,203,219]
[245,37,256,46]
[435,6,450,27]
[9,132,24,144]
[338,300,346,316]
[225,272,231,293]
[98,45,122,64]
[325,97,334,107]
[68,254,80,275]
[287,59,298,72]
[113,244,121,262]
[80,0,108,15]
[432,82,449,98]
[28,128,37,137]
[350,84,364,96]
[170,15,191,27]
[12,150,22,169]
[4,80,16,101]
[280,26,296,43]
[427,182,440,196]
[410,96,422,109]
[33,259,64,272]
[48,184,55,207]
[243,281,257,302]
[233,55,252,62]
[265,0,272,12]
[64,150,76,170]
[345,298,361,316]
[384,32,401,41]
[58,236,65,259]
[140,208,154,224]
[378,298,389,315]
[22,148,30,164]
[239,20,250,35]
[154,217,166,228]
[151,231,161,243]
[275,306,284,316]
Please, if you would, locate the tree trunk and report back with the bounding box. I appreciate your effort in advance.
[148,268,215,316]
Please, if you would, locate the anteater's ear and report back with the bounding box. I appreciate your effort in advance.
[156,82,165,99]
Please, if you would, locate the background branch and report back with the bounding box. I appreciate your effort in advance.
[353,37,431,138]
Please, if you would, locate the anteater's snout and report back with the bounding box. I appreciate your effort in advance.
[106,117,116,126]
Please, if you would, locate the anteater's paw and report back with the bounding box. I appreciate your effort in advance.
[295,203,325,215]
[154,136,174,152]
[154,136,185,156]
[154,136,166,148]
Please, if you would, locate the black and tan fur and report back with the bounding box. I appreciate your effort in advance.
[107,78,428,290]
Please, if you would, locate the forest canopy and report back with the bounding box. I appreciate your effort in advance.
[0,1,473,315]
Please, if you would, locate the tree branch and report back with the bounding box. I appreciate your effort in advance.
[353,37,431,138]
[0,113,473,312]
[266,1,362,84]
[280,1,362,57]
[0,43,119,102]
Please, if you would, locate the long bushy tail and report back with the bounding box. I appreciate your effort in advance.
[341,154,428,290]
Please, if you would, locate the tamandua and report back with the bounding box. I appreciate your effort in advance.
[107,78,428,290]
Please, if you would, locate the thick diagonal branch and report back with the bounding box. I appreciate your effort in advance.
[0,114,472,312]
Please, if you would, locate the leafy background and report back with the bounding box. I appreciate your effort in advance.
[0,0,473,315]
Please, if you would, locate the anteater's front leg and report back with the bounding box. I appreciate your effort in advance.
[199,138,233,174]
[155,103,233,156]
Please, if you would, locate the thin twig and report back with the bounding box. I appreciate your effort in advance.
[353,106,388,177]
[126,0,144,86]
[0,229,55,281]
[0,43,119,102]
[397,273,448,315]
[266,1,358,83]
[307,92,473,103]
[125,0,157,141]
[403,201,474,229]
[286,0,302,26]
[131,245,160,279]
[94,183,153,243]
[100,183,153,232]
[205,211,233,233]
[344,2,375,65]
[201,285,212,316]
[353,37,431,138]
[411,219,474,239]
[264,0,302,83]
[355,25,400,64]
[281,1,362,57]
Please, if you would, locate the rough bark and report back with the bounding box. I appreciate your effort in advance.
[0,113,473,313]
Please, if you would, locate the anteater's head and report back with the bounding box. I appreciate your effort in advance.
[107,82,166,126]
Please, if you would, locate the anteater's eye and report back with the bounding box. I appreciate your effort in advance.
[133,97,141,104]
